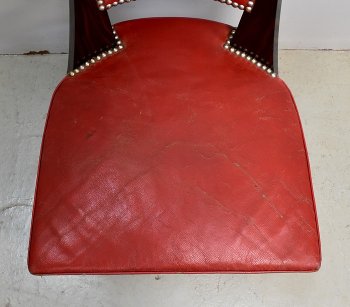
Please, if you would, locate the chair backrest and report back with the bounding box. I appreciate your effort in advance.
[95,0,255,12]
[68,0,282,76]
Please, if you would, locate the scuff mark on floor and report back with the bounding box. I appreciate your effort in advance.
[23,50,50,56]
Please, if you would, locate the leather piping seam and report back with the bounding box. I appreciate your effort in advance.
[224,28,277,77]
[68,28,124,77]
[96,0,255,12]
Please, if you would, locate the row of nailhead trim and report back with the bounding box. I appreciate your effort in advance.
[97,0,136,11]
[213,0,255,12]
[224,29,277,77]
[68,29,123,77]
[97,0,254,12]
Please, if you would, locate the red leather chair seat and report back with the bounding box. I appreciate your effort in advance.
[28,17,321,274]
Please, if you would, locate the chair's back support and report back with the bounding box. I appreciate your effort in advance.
[68,0,116,72]
[232,0,282,72]
[95,0,256,12]
[68,0,282,74]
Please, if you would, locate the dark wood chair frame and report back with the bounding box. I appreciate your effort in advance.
[68,0,282,74]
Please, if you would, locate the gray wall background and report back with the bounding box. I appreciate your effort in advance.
[0,0,349,54]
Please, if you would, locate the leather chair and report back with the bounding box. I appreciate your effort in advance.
[28,0,321,274]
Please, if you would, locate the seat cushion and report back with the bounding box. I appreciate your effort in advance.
[28,17,321,274]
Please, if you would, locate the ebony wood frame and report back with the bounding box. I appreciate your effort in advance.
[231,0,282,72]
[68,0,282,73]
[68,0,116,72]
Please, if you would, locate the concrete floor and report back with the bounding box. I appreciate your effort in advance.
[0,51,349,306]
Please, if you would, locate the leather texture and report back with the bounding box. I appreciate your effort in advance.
[97,0,254,11]
[28,17,321,274]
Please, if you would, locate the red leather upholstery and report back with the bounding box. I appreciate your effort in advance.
[28,18,321,274]
[96,0,254,11]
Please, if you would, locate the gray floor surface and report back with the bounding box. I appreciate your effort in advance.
[0,51,349,307]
